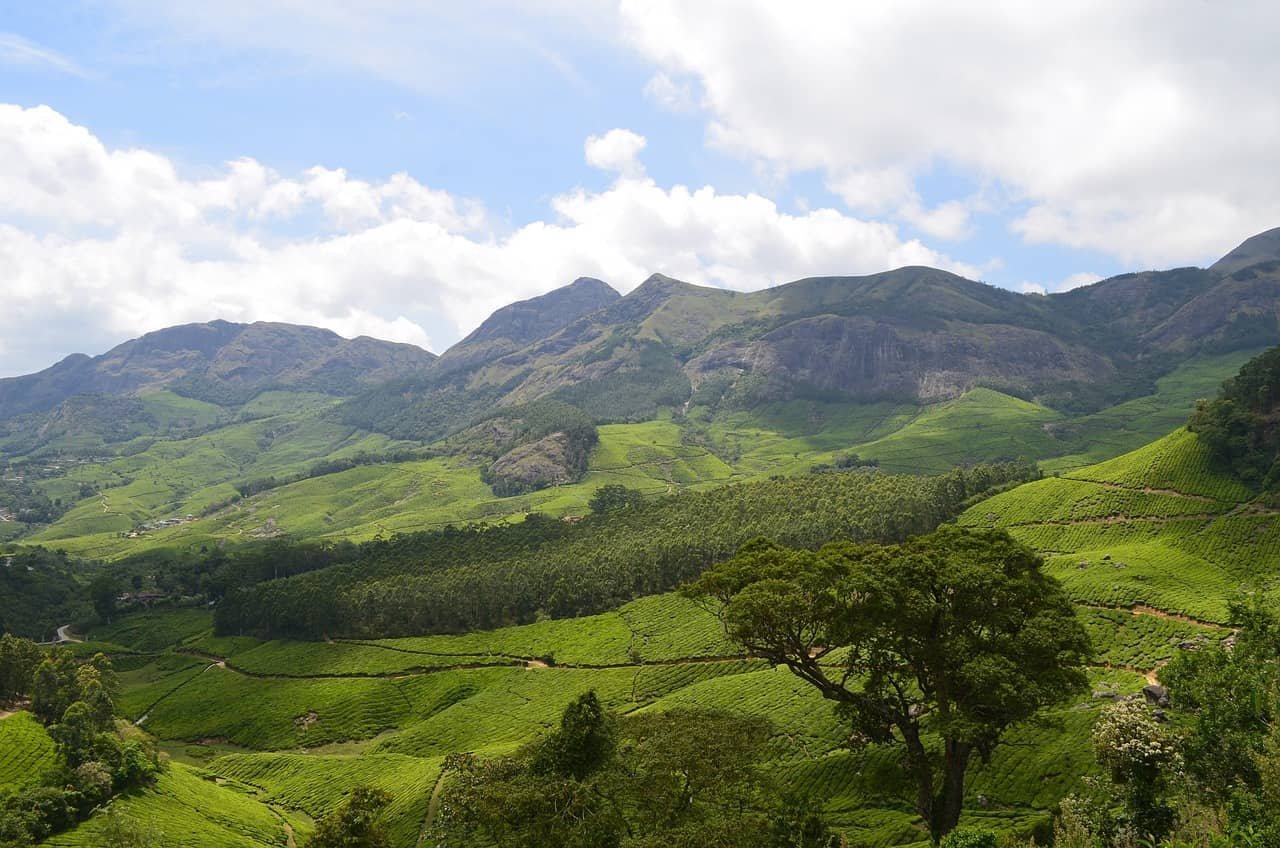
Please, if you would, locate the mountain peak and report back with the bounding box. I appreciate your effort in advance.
[439,277,621,370]
[0,320,436,420]
[1211,226,1280,275]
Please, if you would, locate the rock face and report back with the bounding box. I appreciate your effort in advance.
[485,432,577,495]
[715,315,1112,401]
[0,320,436,420]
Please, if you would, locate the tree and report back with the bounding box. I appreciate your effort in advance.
[1091,699,1182,840]
[683,527,1092,843]
[50,701,100,767]
[0,634,42,703]
[30,650,80,725]
[308,786,392,848]
[587,485,644,515]
[1161,594,1280,842]
[531,691,615,780]
[439,697,820,847]
[88,574,118,625]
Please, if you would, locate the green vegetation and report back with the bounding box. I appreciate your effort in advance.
[0,549,93,642]
[216,461,1038,639]
[684,527,1091,842]
[0,713,57,792]
[1190,345,1280,489]
[437,692,837,848]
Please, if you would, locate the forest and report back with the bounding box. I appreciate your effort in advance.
[213,460,1039,639]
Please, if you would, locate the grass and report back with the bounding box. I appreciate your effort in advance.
[90,608,215,652]
[960,428,1276,624]
[41,762,307,848]
[1042,349,1267,472]
[0,711,59,791]
[846,388,1062,475]
[207,752,441,848]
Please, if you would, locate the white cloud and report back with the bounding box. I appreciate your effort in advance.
[0,104,969,377]
[584,129,648,177]
[643,72,697,113]
[619,0,1280,266]
[1018,271,1102,296]
[0,33,90,78]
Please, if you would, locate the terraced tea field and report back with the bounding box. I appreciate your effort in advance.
[62,576,1163,848]
[16,348,1252,562]
[961,428,1276,647]
[40,763,308,848]
[0,711,59,791]
[45,425,1262,846]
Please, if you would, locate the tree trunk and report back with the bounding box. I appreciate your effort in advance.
[929,739,973,843]
[900,723,936,837]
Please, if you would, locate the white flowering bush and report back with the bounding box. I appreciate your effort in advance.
[1093,699,1183,782]
[1090,698,1183,841]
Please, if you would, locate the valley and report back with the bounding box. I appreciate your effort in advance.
[2,231,1280,847]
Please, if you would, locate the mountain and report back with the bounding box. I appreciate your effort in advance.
[340,231,1280,445]
[1209,225,1280,275]
[436,276,620,374]
[0,320,436,421]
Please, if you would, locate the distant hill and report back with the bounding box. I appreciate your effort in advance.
[2,227,1278,555]
[436,276,620,374]
[339,228,1280,443]
[0,320,437,420]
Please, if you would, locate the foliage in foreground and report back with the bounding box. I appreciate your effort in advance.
[436,691,839,848]
[0,645,160,848]
[1039,595,1280,847]
[1190,344,1280,490]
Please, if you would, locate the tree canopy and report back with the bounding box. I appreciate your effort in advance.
[684,526,1091,842]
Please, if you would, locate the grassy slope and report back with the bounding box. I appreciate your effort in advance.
[960,427,1276,624]
[14,351,1252,560]
[0,711,59,791]
[40,762,309,848]
[90,580,1161,847]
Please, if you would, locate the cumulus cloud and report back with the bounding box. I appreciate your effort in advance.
[1018,271,1103,295]
[619,0,1280,266]
[0,104,966,377]
[584,128,648,177]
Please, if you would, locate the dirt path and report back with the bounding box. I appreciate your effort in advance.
[282,820,296,848]
[1064,477,1228,503]
[0,710,14,721]
[55,624,82,643]
[416,771,449,847]
[134,660,226,725]
[1011,512,1221,528]
[1077,602,1227,630]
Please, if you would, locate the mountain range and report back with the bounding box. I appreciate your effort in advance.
[0,227,1277,555]
[6,227,1278,437]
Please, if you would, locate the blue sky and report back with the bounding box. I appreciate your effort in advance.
[0,1,1276,376]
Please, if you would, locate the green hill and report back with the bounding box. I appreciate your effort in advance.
[4,228,1279,557]
[959,427,1276,624]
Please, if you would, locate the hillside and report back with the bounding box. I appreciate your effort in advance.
[1,228,1277,559]
[340,228,1280,445]
[16,350,1280,847]
[0,320,437,421]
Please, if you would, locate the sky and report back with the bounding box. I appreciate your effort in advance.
[1,1,1278,377]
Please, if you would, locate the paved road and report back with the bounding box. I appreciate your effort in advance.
[55,625,82,643]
